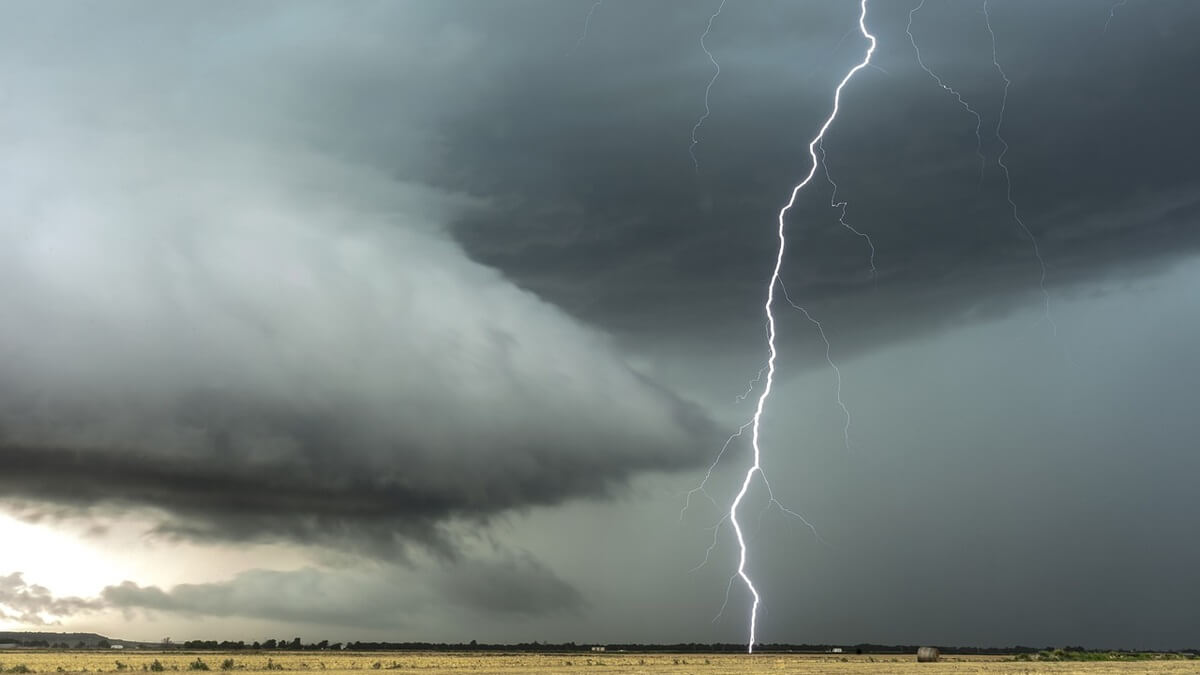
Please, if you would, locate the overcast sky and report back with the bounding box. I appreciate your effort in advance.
[2,0,1199,651]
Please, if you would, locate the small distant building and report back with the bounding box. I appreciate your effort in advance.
[590,646,606,653]
[831,648,844,654]
[111,645,125,650]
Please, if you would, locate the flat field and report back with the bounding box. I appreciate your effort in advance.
[2,650,1197,674]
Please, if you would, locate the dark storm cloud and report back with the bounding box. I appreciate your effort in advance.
[3,554,582,628]
[0,573,101,626]
[0,1,717,555]
[437,0,1200,355]
[3,0,1200,648]
[432,552,585,617]
[0,407,705,557]
[99,556,582,626]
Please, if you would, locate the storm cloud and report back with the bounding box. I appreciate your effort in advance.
[1,0,1199,650]
[442,0,1200,356]
[0,573,101,626]
[3,554,584,628]
[100,555,582,627]
[0,1,716,556]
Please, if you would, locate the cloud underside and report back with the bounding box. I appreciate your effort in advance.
[2,558,584,628]
[101,557,584,626]
[441,3,1200,349]
[0,431,698,557]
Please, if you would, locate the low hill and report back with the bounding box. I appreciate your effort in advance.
[0,632,151,649]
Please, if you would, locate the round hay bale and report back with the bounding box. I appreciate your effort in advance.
[916,647,940,663]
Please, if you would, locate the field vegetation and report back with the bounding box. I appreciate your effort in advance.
[1,650,1198,674]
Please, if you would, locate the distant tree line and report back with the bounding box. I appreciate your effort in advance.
[4,635,1198,656]
[136,641,1200,656]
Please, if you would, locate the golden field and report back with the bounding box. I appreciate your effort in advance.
[1,650,1197,675]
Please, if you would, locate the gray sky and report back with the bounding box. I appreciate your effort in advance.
[1,0,1198,651]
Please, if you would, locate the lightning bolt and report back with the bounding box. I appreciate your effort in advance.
[689,0,728,172]
[734,363,769,403]
[778,280,851,451]
[818,140,877,279]
[690,514,729,574]
[907,0,1058,338]
[704,474,828,625]
[571,0,604,54]
[1105,0,1129,33]
[905,0,987,181]
[983,0,1057,338]
[680,420,752,523]
[728,0,876,652]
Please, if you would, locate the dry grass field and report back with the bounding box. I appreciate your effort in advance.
[1,650,1197,675]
